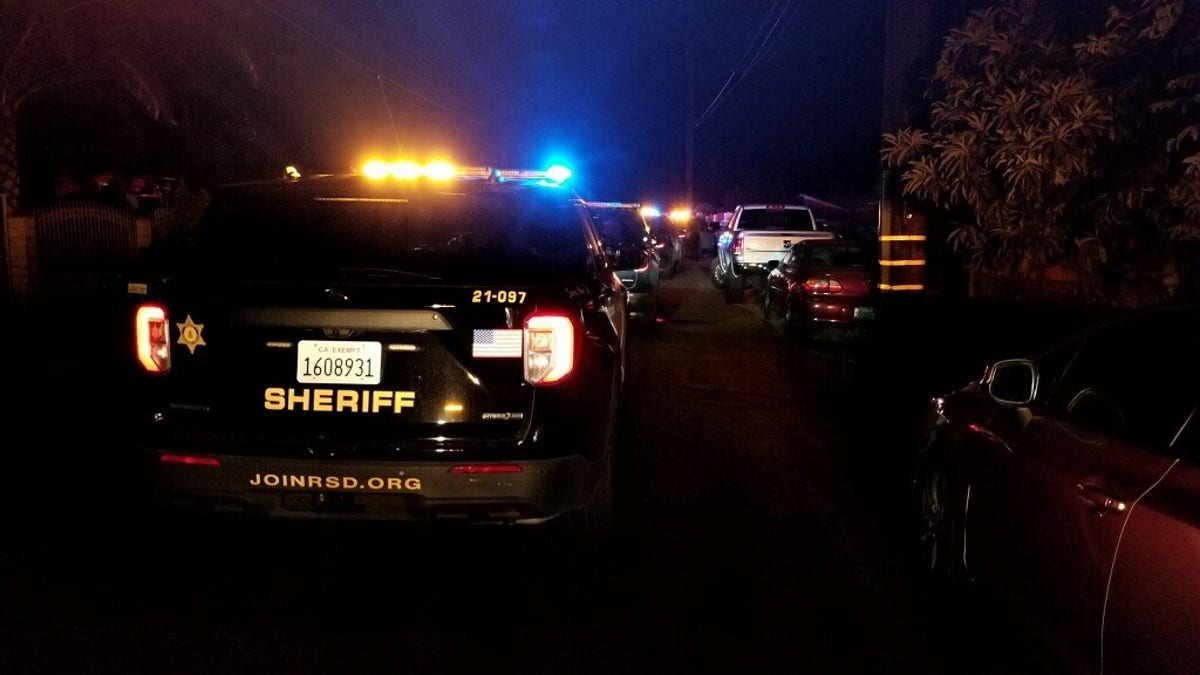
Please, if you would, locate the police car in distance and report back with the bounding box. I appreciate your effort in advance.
[118,161,627,529]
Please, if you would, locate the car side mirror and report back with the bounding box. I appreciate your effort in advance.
[986,359,1037,406]
[766,260,780,272]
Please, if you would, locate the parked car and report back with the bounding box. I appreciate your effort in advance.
[760,240,878,340]
[647,214,682,279]
[910,304,1200,675]
[583,201,661,326]
[698,214,726,257]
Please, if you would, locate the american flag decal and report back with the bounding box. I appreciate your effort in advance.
[472,329,523,358]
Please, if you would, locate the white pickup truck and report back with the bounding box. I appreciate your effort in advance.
[714,203,836,302]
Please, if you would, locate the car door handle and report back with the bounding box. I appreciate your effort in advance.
[1076,479,1128,515]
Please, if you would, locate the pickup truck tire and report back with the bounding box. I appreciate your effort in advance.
[724,274,745,303]
[709,259,725,288]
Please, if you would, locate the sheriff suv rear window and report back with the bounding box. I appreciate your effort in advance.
[737,208,816,231]
[192,188,592,283]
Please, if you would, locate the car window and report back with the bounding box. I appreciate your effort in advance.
[736,208,816,231]
[1032,337,1083,405]
[1043,312,1200,449]
[830,246,869,267]
[592,210,648,247]
[807,247,833,267]
[190,189,592,284]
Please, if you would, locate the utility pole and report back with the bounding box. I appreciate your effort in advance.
[877,0,934,293]
[685,6,695,210]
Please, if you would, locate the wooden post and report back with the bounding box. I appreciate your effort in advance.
[3,209,37,304]
[877,171,926,292]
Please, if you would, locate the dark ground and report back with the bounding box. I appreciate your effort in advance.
[0,265,1127,675]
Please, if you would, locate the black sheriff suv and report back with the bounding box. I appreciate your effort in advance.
[117,163,627,529]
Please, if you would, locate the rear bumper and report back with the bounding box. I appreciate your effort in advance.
[731,259,773,276]
[804,298,877,324]
[139,450,598,523]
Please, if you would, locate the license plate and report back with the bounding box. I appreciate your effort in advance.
[853,306,876,320]
[296,340,382,385]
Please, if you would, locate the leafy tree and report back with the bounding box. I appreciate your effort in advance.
[881,0,1200,305]
[0,0,272,215]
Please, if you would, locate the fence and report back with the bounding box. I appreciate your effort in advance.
[34,200,138,300]
[1,195,8,305]
[4,190,208,304]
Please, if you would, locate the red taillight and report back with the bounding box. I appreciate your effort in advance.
[449,464,524,474]
[733,236,744,255]
[135,303,172,374]
[160,453,220,467]
[802,278,843,294]
[524,313,575,385]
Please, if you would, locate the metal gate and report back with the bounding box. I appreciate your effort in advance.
[34,199,137,300]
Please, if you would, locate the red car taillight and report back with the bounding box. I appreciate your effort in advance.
[135,303,171,374]
[803,278,843,294]
[733,235,744,255]
[524,313,575,385]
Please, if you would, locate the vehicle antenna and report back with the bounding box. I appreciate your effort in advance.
[377,74,402,154]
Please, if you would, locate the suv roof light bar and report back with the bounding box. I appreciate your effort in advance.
[582,200,642,209]
[360,161,572,185]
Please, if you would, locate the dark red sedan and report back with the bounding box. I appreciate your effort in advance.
[760,240,878,339]
[911,304,1200,674]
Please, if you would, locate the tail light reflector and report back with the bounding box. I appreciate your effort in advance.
[733,235,744,255]
[803,278,843,294]
[160,453,220,467]
[450,464,523,474]
[136,303,172,374]
[524,313,575,385]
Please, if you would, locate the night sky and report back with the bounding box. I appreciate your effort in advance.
[22,1,887,210]
[287,1,887,206]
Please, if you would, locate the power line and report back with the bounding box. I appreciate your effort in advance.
[246,0,482,128]
[693,1,801,130]
[377,74,402,153]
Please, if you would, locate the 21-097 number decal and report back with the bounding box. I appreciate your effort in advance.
[472,290,526,304]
